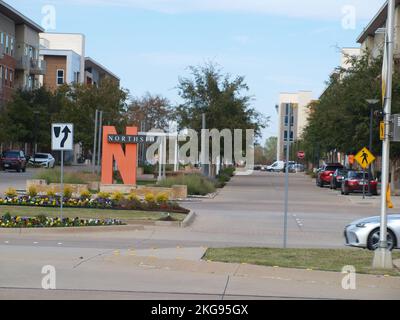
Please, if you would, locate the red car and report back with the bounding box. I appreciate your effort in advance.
[1,150,27,172]
[316,163,344,187]
[341,171,378,195]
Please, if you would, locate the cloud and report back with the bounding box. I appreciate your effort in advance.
[46,0,385,20]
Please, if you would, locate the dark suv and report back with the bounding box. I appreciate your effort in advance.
[316,163,344,187]
[1,150,27,172]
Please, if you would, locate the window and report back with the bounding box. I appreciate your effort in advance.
[0,33,3,45]
[10,37,14,56]
[5,34,9,54]
[57,69,64,85]
[5,68,8,83]
[0,66,3,79]
[9,70,12,83]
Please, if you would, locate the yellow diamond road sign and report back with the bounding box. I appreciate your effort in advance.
[355,147,376,169]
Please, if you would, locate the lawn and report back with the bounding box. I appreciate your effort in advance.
[204,248,400,276]
[0,205,187,222]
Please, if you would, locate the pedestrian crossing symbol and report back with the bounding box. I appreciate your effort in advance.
[355,147,376,169]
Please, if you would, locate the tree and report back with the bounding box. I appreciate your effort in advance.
[174,63,268,137]
[124,93,172,131]
[264,136,278,164]
[57,78,129,154]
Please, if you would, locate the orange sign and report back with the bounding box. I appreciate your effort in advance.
[101,126,138,185]
[348,155,355,165]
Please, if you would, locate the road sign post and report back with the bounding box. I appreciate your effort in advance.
[52,123,74,221]
[355,147,376,200]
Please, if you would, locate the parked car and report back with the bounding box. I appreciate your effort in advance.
[28,153,55,168]
[266,161,285,172]
[0,150,27,172]
[344,215,400,251]
[289,163,305,173]
[341,171,378,196]
[330,169,351,189]
[316,163,344,187]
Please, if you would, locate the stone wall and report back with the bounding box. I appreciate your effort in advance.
[100,184,187,200]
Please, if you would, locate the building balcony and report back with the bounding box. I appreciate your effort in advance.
[16,56,47,75]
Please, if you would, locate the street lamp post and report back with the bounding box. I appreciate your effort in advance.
[366,99,379,196]
[33,111,40,164]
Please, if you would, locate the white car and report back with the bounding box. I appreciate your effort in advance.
[29,153,56,168]
[344,215,400,251]
[266,161,285,172]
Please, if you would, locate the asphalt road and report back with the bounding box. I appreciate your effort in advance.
[1,171,399,300]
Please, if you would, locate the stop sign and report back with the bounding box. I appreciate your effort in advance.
[297,151,305,159]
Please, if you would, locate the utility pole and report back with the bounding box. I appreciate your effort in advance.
[92,109,98,174]
[283,103,293,249]
[366,99,379,196]
[373,0,395,269]
[97,110,103,173]
[201,113,209,176]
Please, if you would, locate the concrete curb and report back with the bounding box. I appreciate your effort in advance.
[0,225,145,234]
[180,210,196,228]
[394,259,400,270]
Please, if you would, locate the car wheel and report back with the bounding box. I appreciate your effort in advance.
[22,167,26,173]
[16,166,21,173]
[367,229,396,251]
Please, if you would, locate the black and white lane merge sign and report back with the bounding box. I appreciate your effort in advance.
[52,123,74,151]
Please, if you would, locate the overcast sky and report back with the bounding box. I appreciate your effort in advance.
[8,0,386,141]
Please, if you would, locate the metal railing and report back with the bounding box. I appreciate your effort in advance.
[16,56,47,75]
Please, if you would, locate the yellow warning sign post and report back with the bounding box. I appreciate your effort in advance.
[355,147,376,200]
[355,147,376,169]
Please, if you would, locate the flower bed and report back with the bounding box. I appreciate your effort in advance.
[0,194,190,214]
[0,213,124,228]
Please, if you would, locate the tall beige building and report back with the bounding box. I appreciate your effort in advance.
[276,91,313,161]
[357,0,400,58]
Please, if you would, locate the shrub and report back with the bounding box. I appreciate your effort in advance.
[127,192,139,201]
[37,214,47,224]
[145,193,155,203]
[156,193,169,203]
[158,174,216,196]
[63,186,73,199]
[34,169,86,184]
[111,191,124,202]
[28,185,38,197]
[80,190,92,200]
[47,188,56,198]
[97,192,110,199]
[5,188,17,198]
[2,212,11,222]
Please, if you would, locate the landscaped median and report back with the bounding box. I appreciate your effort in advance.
[0,187,191,228]
[203,248,400,277]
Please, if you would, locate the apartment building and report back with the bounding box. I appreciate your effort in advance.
[39,33,119,90]
[0,1,45,105]
[39,33,85,91]
[357,0,400,59]
[276,91,314,161]
[85,57,120,86]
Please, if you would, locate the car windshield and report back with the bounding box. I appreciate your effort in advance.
[326,166,343,171]
[34,154,48,159]
[349,172,369,180]
[3,151,19,158]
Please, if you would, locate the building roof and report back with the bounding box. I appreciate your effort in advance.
[85,57,120,81]
[357,0,400,44]
[0,0,44,33]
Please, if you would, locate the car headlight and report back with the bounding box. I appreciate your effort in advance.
[356,223,368,228]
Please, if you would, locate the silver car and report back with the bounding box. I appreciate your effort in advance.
[344,215,400,251]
